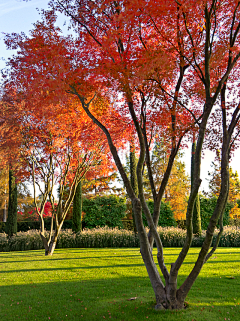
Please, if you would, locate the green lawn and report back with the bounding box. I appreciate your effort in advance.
[0,247,239,321]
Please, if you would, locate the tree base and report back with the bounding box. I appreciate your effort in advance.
[153,301,188,311]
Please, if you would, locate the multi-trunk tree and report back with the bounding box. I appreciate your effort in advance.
[0,83,124,255]
[4,0,240,310]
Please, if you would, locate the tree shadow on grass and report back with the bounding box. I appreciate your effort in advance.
[0,253,144,265]
[1,257,240,271]
[0,274,240,321]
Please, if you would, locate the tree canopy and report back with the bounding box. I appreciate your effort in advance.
[2,0,240,310]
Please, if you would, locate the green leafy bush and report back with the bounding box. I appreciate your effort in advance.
[200,196,231,230]
[142,200,177,227]
[82,196,126,229]
[0,222,6,233]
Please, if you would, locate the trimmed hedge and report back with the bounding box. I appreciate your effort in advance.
[1,226,239,252]
[82,196,126,229]
[0,220,73,233]
[199,196,231,230]
[142,200,177,227]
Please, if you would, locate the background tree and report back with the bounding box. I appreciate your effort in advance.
[130,143,138,232]
[145,140,190,220]
[207,151,240,202]
[207,150,240,219]
[82,171,121,196]
[0,86,120,255]
[191,139,202,235]
[6,169,17,237]
[72,180,82,233]
[0,166,8,222]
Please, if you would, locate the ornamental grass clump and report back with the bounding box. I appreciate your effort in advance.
[217,226,240,247]
[157,227,187,247]
[75,226,139,248]
[0,230,44,252]
[0,233,9,252]
[57,229,76,248]
[0,226,240,252]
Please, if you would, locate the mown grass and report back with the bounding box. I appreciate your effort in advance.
[0,247,239,321]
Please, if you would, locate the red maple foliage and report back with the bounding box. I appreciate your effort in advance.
[3,0,240,310]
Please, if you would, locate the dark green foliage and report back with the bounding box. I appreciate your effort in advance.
[0,222,6,233]
[191,141,202,235]
[17,221,41,232]
[82,196,126,229]
[72,181,82,233]
[142,200,177,227]
[199,196,231,230]
[15,220,72,232]
[6,170,17,237]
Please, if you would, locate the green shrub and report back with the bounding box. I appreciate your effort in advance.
[142,200,177,227]
[0,222,6,233]
[82,196,126,229]
[200,196,231,230]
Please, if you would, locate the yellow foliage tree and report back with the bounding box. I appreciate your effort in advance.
[146,141,190,220]
[207,152,240,219]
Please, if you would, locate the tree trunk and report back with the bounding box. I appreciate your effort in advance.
[133,197,185,309]
[40,222,63,256]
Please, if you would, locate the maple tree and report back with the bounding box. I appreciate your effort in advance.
[4,0,240,310]
[1,50,126,254]
[47,0,240,309]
